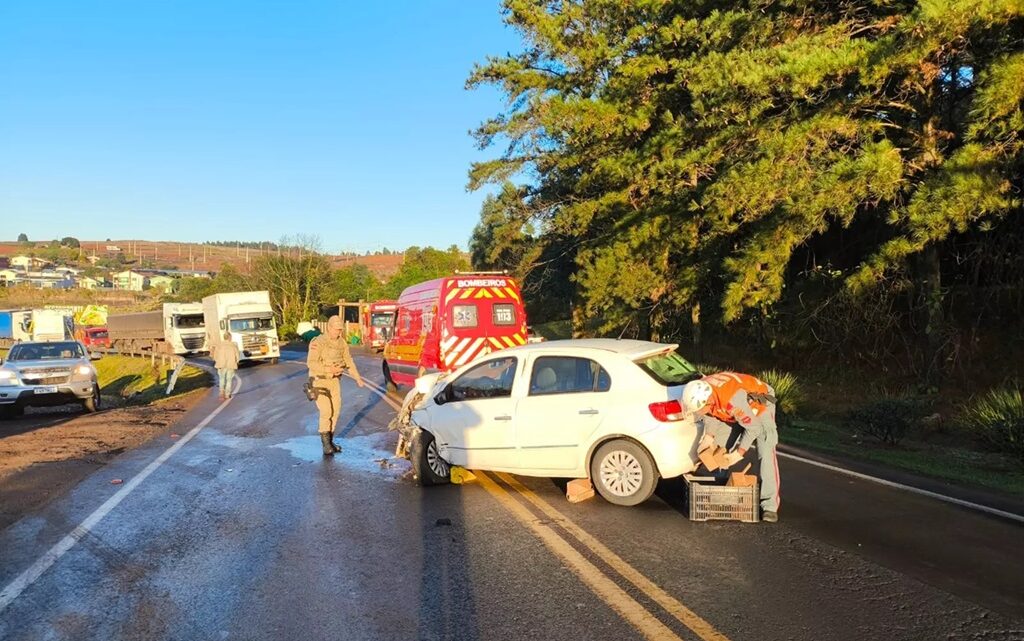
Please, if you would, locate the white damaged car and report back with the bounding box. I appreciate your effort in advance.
[392,339,702,506]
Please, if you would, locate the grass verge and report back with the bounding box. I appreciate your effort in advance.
[784,419,1024,497]
[95,354,210,406]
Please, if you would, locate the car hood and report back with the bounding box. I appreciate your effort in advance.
[2,358,86,372]
[413,372,446,396]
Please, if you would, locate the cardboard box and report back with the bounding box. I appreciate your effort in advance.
[726,463,757,487]
[698,445,730,472]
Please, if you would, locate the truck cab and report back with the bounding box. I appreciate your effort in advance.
[164,303,207,354]
[202,291,280,364]
[364,301,397,352]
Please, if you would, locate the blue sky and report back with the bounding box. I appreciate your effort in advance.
[0,1,521,254]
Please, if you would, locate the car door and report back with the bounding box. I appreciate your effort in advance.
[437,356,520,471]
[515,355,613,472]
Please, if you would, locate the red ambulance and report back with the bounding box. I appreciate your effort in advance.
[362,300,397,352]
[382,273,528,389]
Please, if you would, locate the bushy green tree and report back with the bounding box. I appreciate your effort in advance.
[325,264,377,302]
[468,0,1024,370]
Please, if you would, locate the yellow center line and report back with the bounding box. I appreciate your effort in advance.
[475,472,682,641]
[494,473,732,641]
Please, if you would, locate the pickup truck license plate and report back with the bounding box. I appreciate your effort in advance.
[34,386,58,394]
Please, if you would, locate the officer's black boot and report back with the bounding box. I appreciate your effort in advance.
[329,432,343,453]
[321,433,334,456]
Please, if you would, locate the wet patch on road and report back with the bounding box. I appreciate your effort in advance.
[272,431,412,481]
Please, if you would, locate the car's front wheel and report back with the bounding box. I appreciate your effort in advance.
[590,439,657,507]
[82,385,101,413]
[410,430,450,486]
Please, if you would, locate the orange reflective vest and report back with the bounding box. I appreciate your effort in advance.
[703,371,771,426]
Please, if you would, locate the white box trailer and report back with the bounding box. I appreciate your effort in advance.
[202,291,280,364]
[107,303,208,355]
[30,309,72,342]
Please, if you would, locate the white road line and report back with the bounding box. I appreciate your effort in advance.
[0,376,243,613]
[778,451,1024,524]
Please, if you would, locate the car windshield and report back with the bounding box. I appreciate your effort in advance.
[175,314,204,329]
[90,330,109,339]
[371,313,393,328]
[229,317,274,332]
[8,342,85,361]
[635,350,701,386]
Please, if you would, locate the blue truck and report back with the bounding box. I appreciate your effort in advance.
[0,310,33,342]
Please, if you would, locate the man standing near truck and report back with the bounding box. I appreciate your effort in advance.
[210,332,240,400]
[681,372,781,522]
[307,315,364,456]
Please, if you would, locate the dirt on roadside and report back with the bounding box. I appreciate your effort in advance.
[0,390,206,530]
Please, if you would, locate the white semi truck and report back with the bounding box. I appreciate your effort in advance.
[107,303,208,355]
[202,291,280,364]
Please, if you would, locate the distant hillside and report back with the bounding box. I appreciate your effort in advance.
[0,240,406,280]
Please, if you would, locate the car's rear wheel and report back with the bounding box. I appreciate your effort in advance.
[590,439,657,507]
[82,385,101,413]
[410,430,450,486]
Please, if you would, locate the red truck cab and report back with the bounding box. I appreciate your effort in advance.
[363,301,397,352]
[78,326,110,349]
[382,274,528,389]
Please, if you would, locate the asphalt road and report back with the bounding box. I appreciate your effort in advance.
[0,352,1021,641]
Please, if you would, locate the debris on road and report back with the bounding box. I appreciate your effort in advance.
[566,478,595,503]
[450,466,476,484]
[110,479,123,485]
[435,517,452,527]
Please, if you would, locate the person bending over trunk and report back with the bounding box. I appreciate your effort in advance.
[682,372,780,522]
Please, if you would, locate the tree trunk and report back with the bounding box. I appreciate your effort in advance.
[691,302,703,362]
[921,243,945,387]
[637,310,652,341]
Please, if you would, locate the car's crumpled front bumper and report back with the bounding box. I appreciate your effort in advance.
[0,381,95,407]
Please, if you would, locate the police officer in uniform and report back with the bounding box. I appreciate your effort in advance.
[307,315,364,455]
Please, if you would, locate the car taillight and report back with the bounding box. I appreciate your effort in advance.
[649,400,686,422]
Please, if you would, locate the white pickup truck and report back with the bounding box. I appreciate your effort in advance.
[0,340,102,419]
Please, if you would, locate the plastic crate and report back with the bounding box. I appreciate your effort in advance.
[685,475,760,523]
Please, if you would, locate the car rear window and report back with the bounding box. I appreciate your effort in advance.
[529,356,611,395]
[635,350,701,387]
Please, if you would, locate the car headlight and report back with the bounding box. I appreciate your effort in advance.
[75,365,93,376]
[0,370,17,383]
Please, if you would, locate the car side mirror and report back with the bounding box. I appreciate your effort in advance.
[90,352,103,361]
